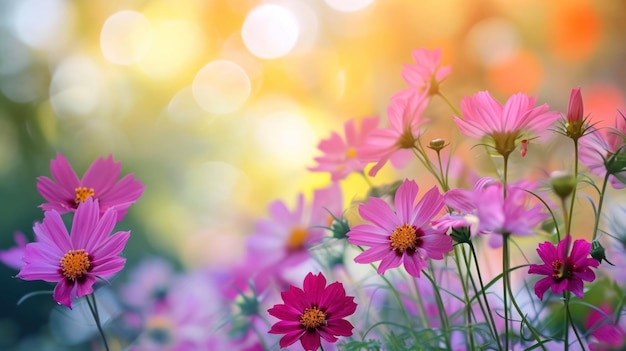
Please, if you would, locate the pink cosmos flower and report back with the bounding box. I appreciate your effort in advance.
[579,112,626,189]
[437,178,548,247]
[0,231,28,270]
[347,179,452,277]
[245,183,343,280]
[454,91,560,157]
[309,116,379,181]
[358,89,429,176]
[17,198,130,308]
[267,272,357,350]
[585,304,626,351]
[528,235,599,300]
[37,153,145,221]
[401,47,451,96]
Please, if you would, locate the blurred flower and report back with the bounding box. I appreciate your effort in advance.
[528,234,599,300]
[120,257,174,310]
[267,272,356,350]
[245,183,342,282]
[454,91,559,158]
[348,179,452,277]
[585,304,626,351]
[579,112,626,189]
[37,153,145,221]
[358,89,429,176]
[0,231,28,270]
[440,178,548,247]
[401,47,451,96]
[309,116,378,181]
[17,198,130,308]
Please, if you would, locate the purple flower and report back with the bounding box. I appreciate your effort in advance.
[528,235,599,300]
[37,153,145,221]
[347,179,452,277]
[17,198,130,308]
[0,232,28,270]
[268,272,357,350]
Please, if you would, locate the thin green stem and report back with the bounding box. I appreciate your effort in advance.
[565,291,585,351]
[435,150,449,192]
[566,139,579,234]
[592,171,610,241]
[563,292,569,351]
[411,146,444,187]
[502,234,510,351]
[423,268,452,350]
[437,92,462,117]
[410,276,431,329]
[85,293,110,351]
[468,242,503,351]
[453,245,475,350]
[561,197,570,237]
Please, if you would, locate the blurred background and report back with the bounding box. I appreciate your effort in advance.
[1,0,625,349]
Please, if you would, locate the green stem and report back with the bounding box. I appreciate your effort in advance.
[424,268,452,350]
[85,293,110,351]
[565,291,585,351]
[563,292,569,351]
[502,234,510,351]
[592,171,610,241]
[453,245,475,350]
[561,197,570,238]
[437,92,462,117]
[435,150,449,192]
[566,139,579,234]
[468,242,503,351]
[411,276,431,329]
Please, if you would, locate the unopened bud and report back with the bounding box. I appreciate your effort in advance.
[590,240,614,265]
[450,226,471,244]
[549,171,576,199]
[428,138,447,151]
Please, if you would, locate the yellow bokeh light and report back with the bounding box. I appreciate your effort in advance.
[100,10,152,65]
[192,60,252,114]
[324,0,375,12]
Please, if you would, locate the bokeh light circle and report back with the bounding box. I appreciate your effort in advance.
[100,10,152,65]
[241,4,300,59]
[192,60,251,114]
[324,0,374,12]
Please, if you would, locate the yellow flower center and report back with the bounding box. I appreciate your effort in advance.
[75,187,95,204]
[287,227,308,250]
[390,224,421,253]
[60,249,91,281]
[551,259,575,280]
[300,307,327,329]
[345,147,357,159]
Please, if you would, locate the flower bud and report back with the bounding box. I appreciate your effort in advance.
[549,171,576,199]
[450,226,471,244]
[590,240,614,265]
[330,217,351,239]
[427,138,447,151]
[567,87,584,125]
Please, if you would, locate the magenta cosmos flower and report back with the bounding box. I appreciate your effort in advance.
[528,235,599,300]
[358,89,429,176]
[268,272,356,350]
[347,179,452,277]
[308,116,378,181]
[0,232,27,270]
[454,91,560,158]
[17,198,130,308]
[401,47,451,96]
[37,153,145,221]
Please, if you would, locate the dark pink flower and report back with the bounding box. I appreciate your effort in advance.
[268,272,356,350]
[347,179,452,277]
[585,304,626,351]
[528,235,599,300]
[454,91,560,157]
[357,89,429,176]
[17,198,130,308]
[309,116,378,181]
[401,47,451,96]
[567,87,584,125]
[37,153,145,221]
[0,232,28,270]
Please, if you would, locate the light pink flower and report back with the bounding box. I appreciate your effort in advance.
[401,47,451,96]
[579,112,626,189]
[309,116,379,181]
[37,153,145,221]
[347,179,452,277]
[268,272,357,350]
[454,91,560,157]
[438,178,548,247]
[0,231,28,270]
[528,235,599,300]
[358,89,429,176]
[245,183,343,277]
[17,198,130,308]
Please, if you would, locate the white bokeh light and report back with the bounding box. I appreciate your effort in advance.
[192,60,251,114]
[241,4,300,59]
[49,55,104,118]
[100,10,152,65]
[11,0,73,50]
[466,17,521,66]
[324,0,374,12]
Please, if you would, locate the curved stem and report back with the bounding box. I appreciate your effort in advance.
[437,92,462,117]
[85,293,110,351]
[566,139,579,234]
[423,269,452,350]
[592,171,610,241]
